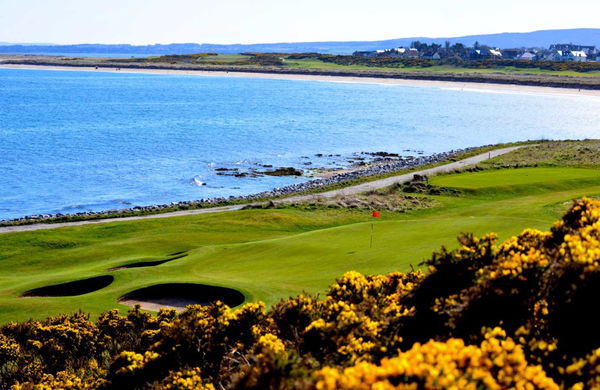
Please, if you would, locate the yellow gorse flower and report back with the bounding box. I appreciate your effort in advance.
[316,330,558,390]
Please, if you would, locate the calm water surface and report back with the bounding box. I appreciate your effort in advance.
[1,68,599,220]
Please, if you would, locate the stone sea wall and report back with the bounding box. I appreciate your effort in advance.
[1,148,476,224]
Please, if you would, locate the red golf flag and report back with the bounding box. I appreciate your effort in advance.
[372,211,381,218]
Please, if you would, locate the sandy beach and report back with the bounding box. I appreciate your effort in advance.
[2,63,599,97]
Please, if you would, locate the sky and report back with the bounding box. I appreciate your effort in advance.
[0,0,598,45]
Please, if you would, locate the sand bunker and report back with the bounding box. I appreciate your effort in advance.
[21,275,114,297]
[108,254,188,271]
[118,283,245,312]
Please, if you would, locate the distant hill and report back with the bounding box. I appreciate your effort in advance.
[373,28,600,50]
[1,28,599,56]
[0,42,56,46]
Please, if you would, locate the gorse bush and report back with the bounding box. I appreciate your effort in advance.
[4,198,600,389]
[115,52,600,72]
[287,53,600,72]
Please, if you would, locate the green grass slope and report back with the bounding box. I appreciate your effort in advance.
[1,163,599,323]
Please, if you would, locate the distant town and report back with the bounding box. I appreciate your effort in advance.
[354,42,600,62]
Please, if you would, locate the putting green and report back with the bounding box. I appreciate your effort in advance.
[429,166,600,189]
[1,166,600,323]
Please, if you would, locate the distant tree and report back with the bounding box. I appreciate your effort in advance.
[450,43,467,57]
[409,41,441,53]
[410,41,424,51]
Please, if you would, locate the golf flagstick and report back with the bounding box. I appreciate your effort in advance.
[371,211,380,248]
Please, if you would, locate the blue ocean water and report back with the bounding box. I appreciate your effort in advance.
[0,52,166,58]
[1,67,599,220]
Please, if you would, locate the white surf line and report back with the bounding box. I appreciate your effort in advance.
[0,145,526,234]
[2,64,599,98]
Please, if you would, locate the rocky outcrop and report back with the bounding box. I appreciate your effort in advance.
[1,147,477,225]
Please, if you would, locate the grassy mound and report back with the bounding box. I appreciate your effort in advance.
[478,140,600,169]
[246,186,437,212]
[107,254,188,271]
[20,276,114,297]
[3,198,600,389]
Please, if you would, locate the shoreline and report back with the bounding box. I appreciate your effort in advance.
[0,148,475,227]
[0,145,526,233]
[2,63,600,96]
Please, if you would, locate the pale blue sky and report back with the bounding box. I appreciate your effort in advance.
[1,0,598,44]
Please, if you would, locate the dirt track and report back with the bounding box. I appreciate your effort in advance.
[0,146,524,234]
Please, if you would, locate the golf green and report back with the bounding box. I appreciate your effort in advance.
[1,166,599,323]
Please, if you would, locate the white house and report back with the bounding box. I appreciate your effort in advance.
[518,52,536,61]
[387,48,406,58]
[569,50,588,62]
[545,50,588,62]
[489,49,502,58]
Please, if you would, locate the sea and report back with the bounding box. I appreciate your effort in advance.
[0,52,166,58]
[1,67,599,220]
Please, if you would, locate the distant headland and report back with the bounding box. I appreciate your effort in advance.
[1,28,599,55]
[2,51,600,91]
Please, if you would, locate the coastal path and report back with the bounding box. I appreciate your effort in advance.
[0,146,525,234]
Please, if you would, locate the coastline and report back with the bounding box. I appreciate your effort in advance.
[0,148,472,226]
[0,63,596,227]
[0,145,526,233]
[1,63,600,97]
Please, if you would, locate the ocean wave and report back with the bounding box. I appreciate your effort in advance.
[191,177,206,186]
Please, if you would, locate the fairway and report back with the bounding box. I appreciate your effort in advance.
[1,166,600,323]
[429,167,600,189]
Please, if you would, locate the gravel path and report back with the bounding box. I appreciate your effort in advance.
[284,145,525,201]
[0,146,524,234]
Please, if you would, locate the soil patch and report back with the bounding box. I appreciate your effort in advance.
[107,254,188,271]
[118,283,245,312]
[21,275,114,297]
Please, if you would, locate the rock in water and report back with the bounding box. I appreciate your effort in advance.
[261,167,304,176]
